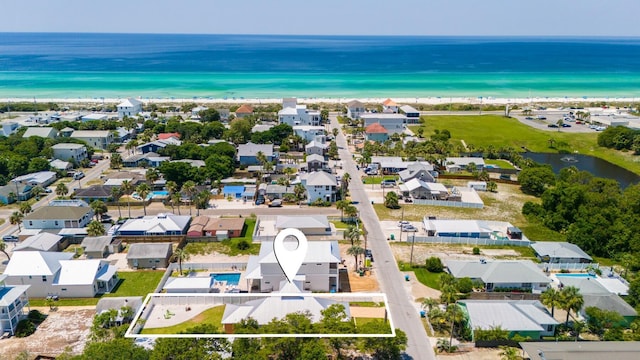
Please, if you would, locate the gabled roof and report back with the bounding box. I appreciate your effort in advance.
[55,260,116,286]
[4,251,74,276]
[23,127,57,138]
[74,185,114,198]
[118,98,142,107]
[158,132,181,140]
[13,171,56,184]
[203,218,245,232]
[118,213,191,234]
[237,142,273,157]
[13,233,62,252]
[50,159,71,170]
[275,215,330,230]
[126,243,173,260]
[400,105,419,113]
[235,104,254,114]
[446,157,486,166]
[70,130,112,138]
[52,143,85,150]
[365,123,388,134]
[24,206,92,221]
[446,260,551,284]
[306,140,327,149]
[583,294,637,317]
[81,236,114,253]
[306,154,326,163]
[383,98,397,106]
[303,171,337,186]
[531,242,592,261]
[254,240,340,266]
[461,300,557,332]
[347,100,364,107]
[96,296,143,315]
[398,163,435,182]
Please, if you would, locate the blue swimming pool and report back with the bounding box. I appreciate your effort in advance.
[153,190,169,197]
[210,273,241,285]
[555,273,597,279]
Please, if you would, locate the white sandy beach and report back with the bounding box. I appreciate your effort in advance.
[1,96,638,106]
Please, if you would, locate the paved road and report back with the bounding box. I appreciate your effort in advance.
[330,116,434,360]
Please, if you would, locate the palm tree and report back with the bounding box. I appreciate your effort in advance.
[540,287,561,317]
[56,183,69,198]
[146,168,160,186]
[344,225,360,246]
[498,346,521,360]
[90,200,108,221]
[166,181,178,213]
[194,190,210,216]
[344,204,358,222]
[87,220,106,237]
[347,241,364,271]
[439,279,460,348]
[31,186,44,200]
[10,211,24,232]
[422,298,439,313]
[341,172,351,199]
[0,240,11,261]
[111,186,122,218]
[173,248,191,276]
[181,181,196,216]
[293,183,306,205]
[19,202,32,215]
[560,286,584,327]
[171,192,182,215]
[120,180,133,218]
[336,200,350,221]
[136,183,151,216]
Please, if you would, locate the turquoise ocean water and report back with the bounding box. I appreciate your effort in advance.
[1,33,640,99]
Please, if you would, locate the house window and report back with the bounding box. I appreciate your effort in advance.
[42,276,47,282]
[522,283,532,288]
[61,288,67,291]
[55,221,59,226]
[29,221,33,226]
[547,325,553,332]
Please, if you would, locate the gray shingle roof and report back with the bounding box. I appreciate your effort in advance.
[237,142,273,157]
[81,236,114,253]
[126,243,172,260]
[446,260,550,284]
[24,206,92,221]
[531,242,592,261]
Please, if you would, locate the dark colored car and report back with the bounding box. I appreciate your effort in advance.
[547,124,559,128]
[562,123,572,127]
[255,197,265,205]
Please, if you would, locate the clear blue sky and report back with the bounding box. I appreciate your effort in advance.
[2,0,639,36]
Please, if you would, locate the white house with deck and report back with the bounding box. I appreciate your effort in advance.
[278,98,321,126]
[0,274,30,336]
[117,98,143,119]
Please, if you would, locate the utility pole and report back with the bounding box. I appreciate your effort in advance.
[410,233,416,266]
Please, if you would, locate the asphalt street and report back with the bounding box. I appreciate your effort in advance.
[330,116,435,360]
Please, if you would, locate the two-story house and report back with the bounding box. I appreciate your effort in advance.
[22,127,57,139]
[305,140,327,156]
[3,251,119,298]
[382,98,399,113]
[237,142,275,166]
[23,201,93,230]
[245,240,340,292]
[445,157,486,173]
[293,125,325,143]
[0,274,30,336]
[117,98,143,119]
[52,143,88,163]
[70,130,114,150]
[399,105,420,123]
[346,100,365,119]
[301,171,338,204]
[306,154,329,172]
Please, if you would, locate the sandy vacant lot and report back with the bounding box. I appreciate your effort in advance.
[0,307,94,360]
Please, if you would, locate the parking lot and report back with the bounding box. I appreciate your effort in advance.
[513,110,597,133]
[379,220,426,241]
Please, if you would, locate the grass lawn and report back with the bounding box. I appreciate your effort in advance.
[331,220,354,229]
[184,218,260,256]
[410,114,640,175]
[484,159,516,169]
[141,305,225,334]
[354,317,391,333]
[397,262,443,290]
[362,175,398,185]
[29,298,100,307]
[349,301,385,307]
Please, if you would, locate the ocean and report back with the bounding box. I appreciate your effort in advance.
[1,33,640,99]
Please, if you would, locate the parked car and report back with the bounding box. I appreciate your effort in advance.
[536,115,547,120]
[268,199,283,207]
[73,172,85,180]
[255,197,265,205]
[381,179,397,188]
[404,196,413,203]
[562,123,572,128]
[2,234,19,242]
[364,249,374,262]
[398,220,410,227]
[525,116,534,120]
[401,224,418,232]
[547,124,559,128]
[44,188,52,193]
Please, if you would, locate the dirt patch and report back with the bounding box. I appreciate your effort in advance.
[390,242,522,266]
[1,308,94,359]
[435,347,502,360]
[347,271,379,292]
[349,306,386,318]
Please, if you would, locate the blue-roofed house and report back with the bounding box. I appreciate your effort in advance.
[223,185,245,199]
[237,143,275,166]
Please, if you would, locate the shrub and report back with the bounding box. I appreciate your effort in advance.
[457,277,473,294]
[15,319,36,338]
[472,247,480,255]
[235,239,251,251]
[27,310,46,323]
[425,257,444,273]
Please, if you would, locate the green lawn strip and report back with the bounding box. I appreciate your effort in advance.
[104,271,165,297]
[235,218,256,242]
[331,220,352,229]
[354,318,392,333]
[348,301,384,307]
[484,159,515,169]
[362,175,398,185]
[410,114,640,175]
[141,305,225,334]
[29,298,100,307]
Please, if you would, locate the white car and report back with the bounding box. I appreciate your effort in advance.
[401,224,418,232]
[398,220,410,227]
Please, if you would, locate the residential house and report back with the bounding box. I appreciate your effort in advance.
[163,277,214,293]
[113,127,134,143]
[521,342,640,360]
[398,162,436,183]
[365,123,389,142]
[73,185,114,203]
[190,106,207,120]
[13,171,57,189]
[445,259,551,293]
[23,203,93,230]
[445,157,485,173]
[50,159,72,171]
[275,215,331,236]
[305,140,327,156]
[222,289,349,333]
[13,233,64,252]
[278,98,321,126]
[422,219,493,238]
[122,152,169,168]
[399,179,448,200]
[237,142,275,166]
[382,98,399,113]
[370,156,410,174]
[172,159,205,168]
[293,125,325,142]
[531,242,593,264]
[81,236,121,259]
[306,154,328,172]
[235,104,254,118]
[117,98,143,119]
[301,171,338,204]
[52,143,88,163]
[264,184,294,200]
[223,185,245,199]
[126,243,173,269]
[70,130,114,150]
[0,274,30,336]
[245,240,341,292]
[137,138,182,154]
[186,216,245,238]
[22,127,57,139]
[59,127,75,137]
[399,105,420,123]
[81,113,108,122]
[186,216,210,237]
[459,300,558,340]
[3,251,118,298]
[95,297,143,327]
[116,213,191,236]
[346,100,365,119]
[0,171,56,203]
[361,114,406,134]
[157,133,181,141]
[1,122,20,137]
[252,123,275,133]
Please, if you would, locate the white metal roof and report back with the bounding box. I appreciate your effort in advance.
[257,240,340,265]
[55,260,113,286]
[446,260,551,284]
[13,233,62,252]
[530,242,592,261]
[118,213,190,234]
[0,284,31,306]
[275,215,330,230]
[163,277,212,290]
[302,171,337,186]
[462,300,557,332]
[4,251,74,276]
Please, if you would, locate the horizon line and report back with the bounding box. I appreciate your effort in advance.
[2,31,640,39]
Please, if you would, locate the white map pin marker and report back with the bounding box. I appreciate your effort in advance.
[273,228,308,283]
